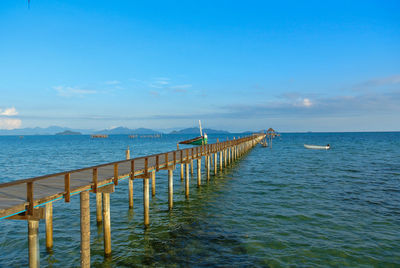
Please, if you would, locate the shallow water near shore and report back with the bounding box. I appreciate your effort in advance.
[0,132,399,267]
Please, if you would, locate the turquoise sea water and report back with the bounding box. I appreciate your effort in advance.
[0,132,399,267]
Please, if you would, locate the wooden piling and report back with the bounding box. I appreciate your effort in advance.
[197,158,201,187]
[80,191,90,268]
[126,146,130,160]
[219,151,223,171]
[128,179,134,209]
[28,220,39,268]
[96,193,102,225]
[45,202,53,251]
[185,163,190,198]
[224,149,227,167]
[180,164,184,181]
[191,160,194,175]
[151,171,156,197]
[143,178,150,227]
[102,193,111,256]
[214,153,217,175]
[168,169,173,210]
[206,156,210,180]
[128,155,134,209]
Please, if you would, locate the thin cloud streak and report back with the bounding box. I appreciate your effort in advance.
[353,74,400,90]
[53,86,97,97]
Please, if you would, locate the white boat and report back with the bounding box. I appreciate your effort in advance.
[304,144,330,150]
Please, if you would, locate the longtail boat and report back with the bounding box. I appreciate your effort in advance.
[179,120,208,145]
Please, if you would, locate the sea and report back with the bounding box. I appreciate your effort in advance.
[0,132,399,267]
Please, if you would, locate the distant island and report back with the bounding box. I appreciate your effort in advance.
[170,127,230,135]
[56,130,82,135]
[0,125,257,136]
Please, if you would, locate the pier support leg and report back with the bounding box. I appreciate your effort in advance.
[151,171,156,197]
[103,193,112,256]
[214,153,217,175]
[96,193,102,225]
[180,164,184,181]
[143,178,150,227]
[128,179,134,209]
[45,203,53,252]
[224,150,227,168]
[185,163,190,199]
[168,169,173,210]
[197,159,201,187]
[206,156,210,180]
[191,160,194,175]
[219,151,223,171]
[80,191,90,268]
[28,220,39,268]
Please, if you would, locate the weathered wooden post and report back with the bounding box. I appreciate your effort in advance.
[103,192,111,256]
[80,191,90,267]
[224,149,227,167]
[206,156,210,180]
[143,178,150,227]
[45,203,53,252]
[180,164,184,180]
[28,220,40,268]
[129,160,134,209]
[185,163,190,198]
[151,170,156,197]
[214,153,217,175]
[126,146,130,160]
[143,157,150,227]
[168,168,173,210]
[219,150,223,171]
[197,158,201,187]
[190,159,194,175]
[96,193,102,224]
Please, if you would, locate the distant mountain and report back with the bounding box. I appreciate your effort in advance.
[170,127,230,135]
[95,127,161,135]
[0,126,74,135]
[56,130,82,135]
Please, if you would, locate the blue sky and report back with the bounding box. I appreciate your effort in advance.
[0,0,399,132]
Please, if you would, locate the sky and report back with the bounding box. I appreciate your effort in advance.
[0,0,399,132]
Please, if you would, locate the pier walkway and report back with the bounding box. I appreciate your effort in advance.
[0,133,265,267]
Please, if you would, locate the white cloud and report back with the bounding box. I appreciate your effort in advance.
[0,107,18,116]
[302,98,312,107]
[53,86,97,97]
[0,118,22,130]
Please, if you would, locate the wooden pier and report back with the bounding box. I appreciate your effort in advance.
[0,134,265,267]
